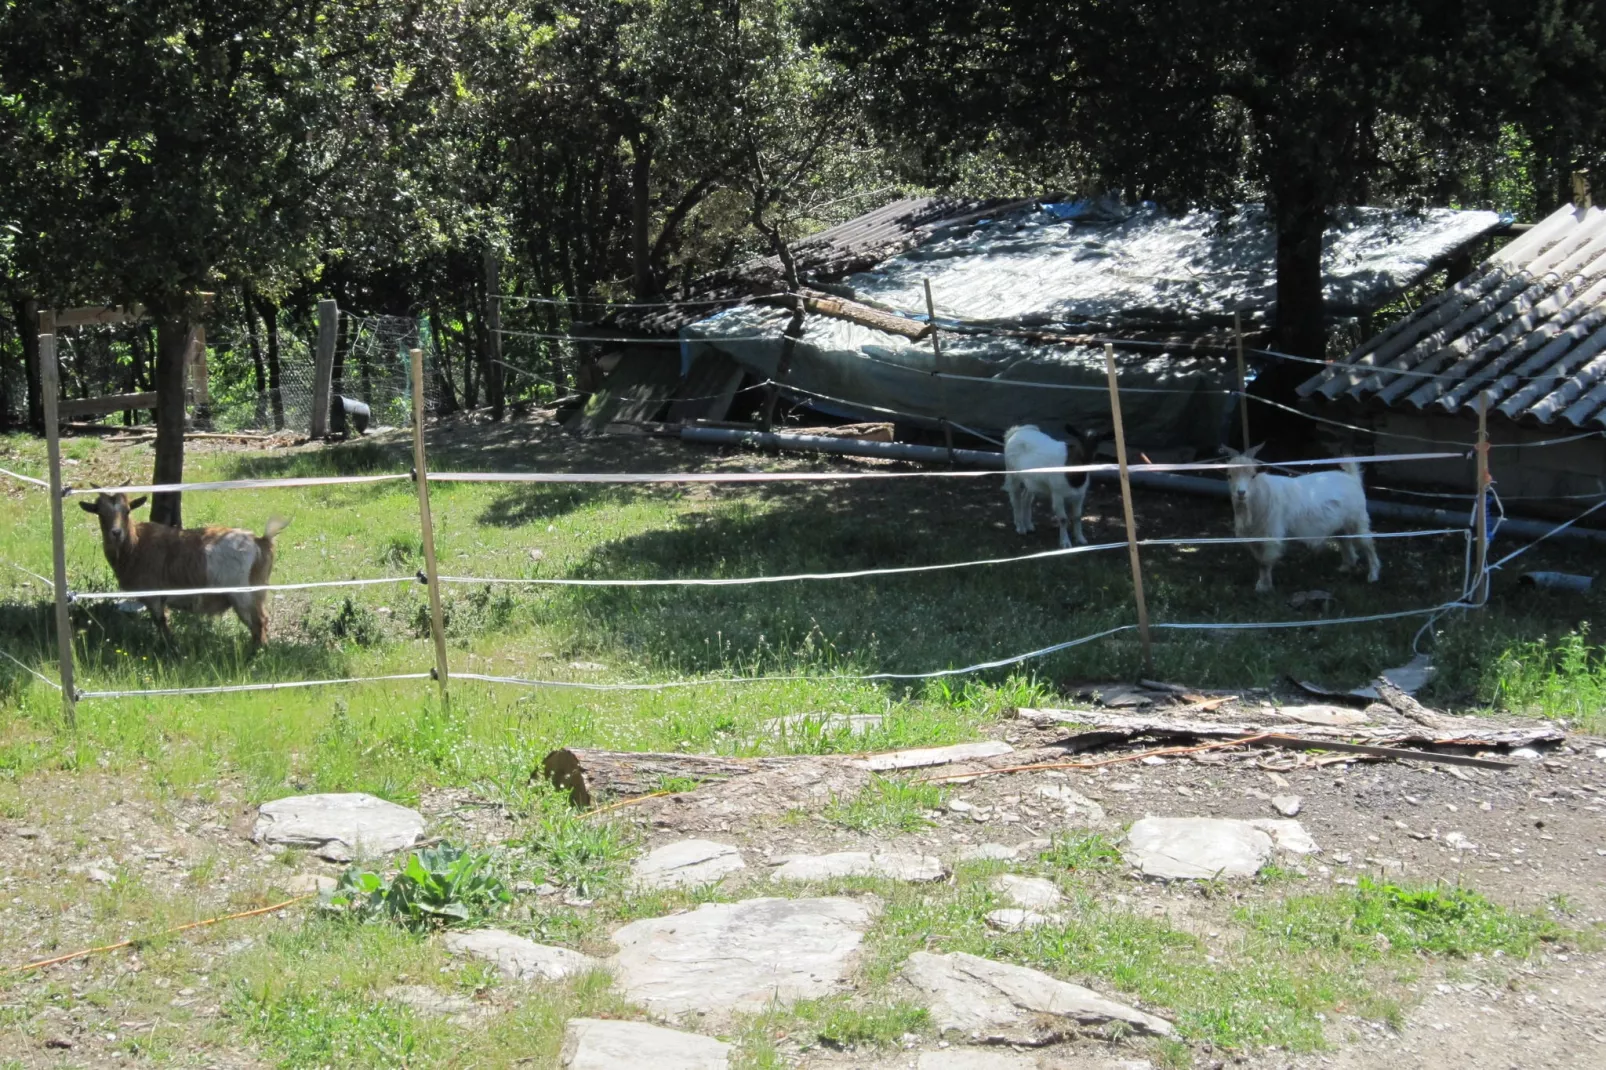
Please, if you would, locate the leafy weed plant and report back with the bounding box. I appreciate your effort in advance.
[1489,625,1606,733]
[331,843,510,930]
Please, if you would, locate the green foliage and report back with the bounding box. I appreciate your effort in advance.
[522,807,633,898]
[304,597,387,648]
[825,776,943,833]
[1039,831,1122,871]
[1489,625,1606,732]
[330,843,511,930]
[1246,878,1564,959]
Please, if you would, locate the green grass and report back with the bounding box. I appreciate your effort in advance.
[1487,625,1606,733]
[1244,878,1569,959]
[825,775,944,832]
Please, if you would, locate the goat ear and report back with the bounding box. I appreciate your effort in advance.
[78,500,98,514]
[128,496,148,510]
[1245,443,1265,460]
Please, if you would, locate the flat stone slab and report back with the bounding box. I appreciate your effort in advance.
[991,874,1062,910]
[770,851,946,883]
[384,985,497,1025]
[985,908,1058,932]
[1248,818,1319,855]
[849,741,1013,772]
[561,1018,729,1069]
[444,929,600,982]
[1034,784,1107,824]
[632,839,744,889]
[608,896,873,1017]
[1122,817,1275,879]
[903,951,1173,1044]
[252,793,423,861]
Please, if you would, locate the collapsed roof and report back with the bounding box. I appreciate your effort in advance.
[669,199,1503,447]
[1298,203,1606,431]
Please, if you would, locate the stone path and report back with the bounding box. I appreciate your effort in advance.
[444,929,600,982]
[771,850,946,882]
[632,839,745,889]
[902,951,1174,1044]
[1121,816,1317,879]
[608,896,875,1017]
[561,1017,730,1069]
[252,792,424,861]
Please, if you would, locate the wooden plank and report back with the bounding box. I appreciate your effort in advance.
[57,392,159,419]
[1473,391,1491,605]
[37,311,76,728]
[1016,707,1567,748]
[311,299,337,438]
[1105,344,1153,675]
[410,347,450,697]
[55,305,143,328]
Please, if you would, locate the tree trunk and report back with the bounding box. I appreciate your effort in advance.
[428,307,460,414]
[1272,192,1327,361]
[256,296,285,431]
[630,132,654,299]
[16,296,43,432]
[150,314,191,528]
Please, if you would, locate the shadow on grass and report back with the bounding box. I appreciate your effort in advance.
[0,597,358,693]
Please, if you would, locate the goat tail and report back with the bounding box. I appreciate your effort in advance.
[1340,460,1363,484]
[262,517,291,541]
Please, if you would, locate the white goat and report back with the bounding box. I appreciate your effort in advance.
[1003,424,1098,548]
[1224,444,1380,593]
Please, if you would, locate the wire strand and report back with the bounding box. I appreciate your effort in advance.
[77,672,433,701]
[0,646,61,691]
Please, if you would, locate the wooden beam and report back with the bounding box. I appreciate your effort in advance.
[57,392,159,419]
[799,293,932,340]
[311,299,337,438]
[54,305,143,328]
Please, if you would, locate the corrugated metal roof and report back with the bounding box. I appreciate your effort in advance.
[614,196,1002,335]
[1298,203,1606,430]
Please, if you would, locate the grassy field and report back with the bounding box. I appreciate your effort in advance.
[0,418,1601,1067]
[1,417,1602,801]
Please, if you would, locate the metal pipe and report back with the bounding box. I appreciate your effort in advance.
[680,424,1606,545]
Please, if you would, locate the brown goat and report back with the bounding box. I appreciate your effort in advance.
[79,492,290,646]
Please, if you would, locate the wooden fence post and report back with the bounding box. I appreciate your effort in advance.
[924,278,954,460]
[1472,391,1491,606]
[1104,343,1153,677]
[188,323,212,430]
[1234,311,1252,451]
[37,310,76,727]
[311,299,338,438]
[410,347,450,697]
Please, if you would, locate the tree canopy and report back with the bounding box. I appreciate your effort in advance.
[2,1,1604,470]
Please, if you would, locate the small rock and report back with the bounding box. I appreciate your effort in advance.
[1248,819,1320,855]
[384,985,496,1025]
[44,1037,73,1050]
[903,951,1173,1043]
[984,908,1057,932]
[1271,795,1302,817]
[15,827,42,840]
[947,799,975,814]
[770,851,945,882]
[444,930,600,983]
[561,1018,730,1069]
[991,874,1062,910]
[1265,771,1291,788]
[1444,831,1476,851]
[86,867,116,885]
[1511,748,1542,762]
[1123,818,1273,879]
[956,843,1018,862]
[631,840,744,890]
[1034,785,1106,823]
[568,661,607,671]
[284,873,336,896]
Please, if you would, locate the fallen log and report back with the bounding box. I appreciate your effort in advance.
[539,748,808,807]
[1015,707,1566,752]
